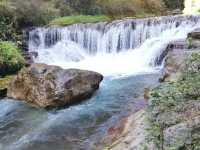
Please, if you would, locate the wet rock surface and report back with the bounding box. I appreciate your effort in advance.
[7,63,103,108]
[159,38,200,82]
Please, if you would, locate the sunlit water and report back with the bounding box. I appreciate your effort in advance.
[0,15,200,150]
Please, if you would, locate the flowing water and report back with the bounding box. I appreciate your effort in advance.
[1,15,200,150]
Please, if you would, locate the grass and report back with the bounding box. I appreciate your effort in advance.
[49,15,111,25]
[49,13,157,26]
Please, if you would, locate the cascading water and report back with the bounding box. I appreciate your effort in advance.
[29,15,200,76]
[1,15,200,150]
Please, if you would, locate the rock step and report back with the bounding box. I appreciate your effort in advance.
[167,40,188,50]
[154,40,188,66]
[188,28,200,39]
[22,51,38,66]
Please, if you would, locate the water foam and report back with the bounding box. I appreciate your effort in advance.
[29,15,200,77]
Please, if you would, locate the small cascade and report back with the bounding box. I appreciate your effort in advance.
[28,15,200,76]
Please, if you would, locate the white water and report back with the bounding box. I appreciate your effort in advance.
[29,15,200,77]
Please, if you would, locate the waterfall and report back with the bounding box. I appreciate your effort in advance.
[29,15,200,77]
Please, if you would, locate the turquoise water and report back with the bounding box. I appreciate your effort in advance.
[0,74,159,150]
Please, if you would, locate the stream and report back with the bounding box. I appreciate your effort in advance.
[1,14,200,150]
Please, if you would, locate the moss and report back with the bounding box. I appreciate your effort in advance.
[0,75,14,89]
[45,73,55,81]
[102,146,110,150]
[0,75,14,97]
[49,15,111,25]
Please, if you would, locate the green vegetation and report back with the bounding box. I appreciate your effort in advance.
[0,75,14,89]
[102,146,110,150]
[0,41,25,76]
[49,15,111,25]
[0,0,183,30]
[97,0,165,18]
[0,75,14,97]
[163,0,184,10]
[0,1,18,41]
[147,52,200,149]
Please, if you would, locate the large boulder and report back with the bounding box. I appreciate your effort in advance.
[7,63,103,108]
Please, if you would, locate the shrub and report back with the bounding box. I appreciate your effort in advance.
[0,41,25,76]
[0,1,18,41]
[97,0,165,18]
[163,0,184,10]
[8,0,59,28]
[64,0,102,15]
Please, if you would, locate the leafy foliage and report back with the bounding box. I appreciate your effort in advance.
[96,0,166,18]
[10,0,60,28]
[0,41,25,76]
[0,1,18,41]
[163,0,184,10]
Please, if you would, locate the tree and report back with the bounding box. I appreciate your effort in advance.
[163,0,184,10]
[97,0,166,18]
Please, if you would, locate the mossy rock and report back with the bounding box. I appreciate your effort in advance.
[0,75,14,98]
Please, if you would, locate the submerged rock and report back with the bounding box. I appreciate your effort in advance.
[7,63,103,108]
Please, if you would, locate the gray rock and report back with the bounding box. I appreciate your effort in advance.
[7,63,103,108]
[188,28,200,40]
[159,47,187,82]
[164,116,200,149]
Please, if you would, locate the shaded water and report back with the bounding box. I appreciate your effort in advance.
[0,74,159,150]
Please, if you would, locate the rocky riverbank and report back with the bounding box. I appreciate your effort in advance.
[106,28,200,150]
